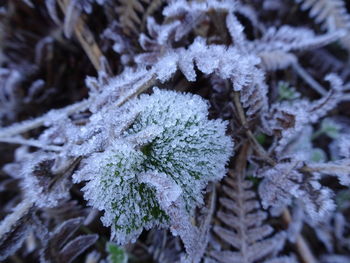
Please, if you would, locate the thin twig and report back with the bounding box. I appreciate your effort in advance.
[115,74,157,108]
[0,73,156,141]
[282,210,317,263]
[232,91,276,166]
[0,99,89,138]
[292,62,327,96]
[0,137,62,151]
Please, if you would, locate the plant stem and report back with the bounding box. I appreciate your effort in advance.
[282,210,317,263]
[0,137,62,151]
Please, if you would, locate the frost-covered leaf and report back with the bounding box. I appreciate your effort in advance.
[249,25,343,52]
[258,161,303,212]
[20,152,80,208]
[73,88,233,246]
[294,0,350,51]
[264,74,343,154]
[307,159,350,186]
[258,160,335,221]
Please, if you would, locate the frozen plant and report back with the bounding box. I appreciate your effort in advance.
[3,0,350,262]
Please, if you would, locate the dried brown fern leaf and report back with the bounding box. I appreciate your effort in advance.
[57,0,106,72]
[141,0,164,31]
[116,0,151,36]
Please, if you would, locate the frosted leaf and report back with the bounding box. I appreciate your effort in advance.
[264,75,343,154]
[87,67,150,112]
[307,74,343,123]
[162,0,235,18]
[258,161,303,210]
[258,50,297,71]
[263,100,308,154]
[329,134,350,160]
[154,53,179,83]
[299,180,335,222]
[307,159,350,186]
[73,88,233,245]
[226,12,246,50]
[178,48,196,82]
[258,160,335,221]
[20,152,72,208]
[74,142,168,244]
[249,25,343,52]
[187,37,260,91]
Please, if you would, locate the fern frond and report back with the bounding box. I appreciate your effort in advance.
[258,51,297,71]
[250,25,343,52]
[294,0,350,51]
[208,145,287,263]
[116,0,150,35]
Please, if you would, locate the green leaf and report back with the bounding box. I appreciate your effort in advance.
[107,242,128,263]
[277,81,300,101]
[310,148,326,163]
[255,133,266,145]
[320,118,341,139]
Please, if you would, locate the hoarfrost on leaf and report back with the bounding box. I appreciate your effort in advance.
[73,88,233,246]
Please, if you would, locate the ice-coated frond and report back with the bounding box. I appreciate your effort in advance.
[306,159,350,186]
[258,161,303,212]
[20,152,80,209]
[249,26,344,53]
[263,100,308,154]
[247,25,343,71]
[299,178,335,221]
[73,88,233,246]
[258,159,335,221]
[294,0,350,50]
[258,51,297,71]
[162,0,236,18]
[263,74,343,154]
